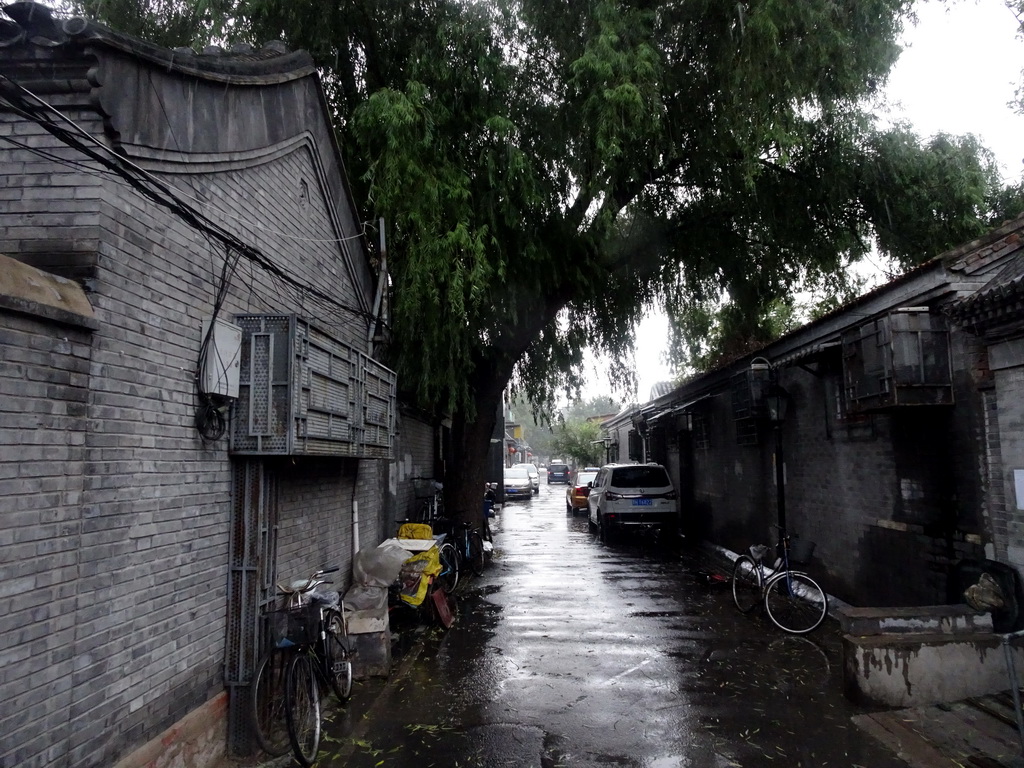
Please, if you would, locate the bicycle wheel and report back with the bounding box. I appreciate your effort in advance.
[764,571,828,634]
[731,555,763,614]
[323,609,353,702]
[436,542,459,593]
[285,653,321,766]
[249,648,291,756]
[467,530,485,576]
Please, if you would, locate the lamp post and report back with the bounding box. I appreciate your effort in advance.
[765,382,789,532]
[750,358,790,532]
[590,437,613,465]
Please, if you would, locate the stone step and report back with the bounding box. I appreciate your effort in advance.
[844,631,1024,708]
[837,604,992,636]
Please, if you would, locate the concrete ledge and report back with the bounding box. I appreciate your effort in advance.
[843,632,1024,708]
[348,605,388,634]
[836,604,992,636]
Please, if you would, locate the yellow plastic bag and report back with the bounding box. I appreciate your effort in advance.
[398,546,441,607]
[398,522,434,540]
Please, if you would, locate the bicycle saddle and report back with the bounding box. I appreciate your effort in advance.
[749,544,771,562]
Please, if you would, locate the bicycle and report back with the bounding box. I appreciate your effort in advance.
[452,520,485,576]
[390,520,459,627]
[395,519,459,594]
[249,567,353,766]
[435,539,460,593]
[411,478,444,523]
[731,527,829,634]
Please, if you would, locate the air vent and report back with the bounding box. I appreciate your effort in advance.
[231,315,396,458]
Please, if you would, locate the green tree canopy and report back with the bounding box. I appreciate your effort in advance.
[507,394,620,463]
[65,0,1024,516]
[550,420,605,469]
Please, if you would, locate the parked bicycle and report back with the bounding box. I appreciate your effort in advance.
[731,527,829,634]
[390,521,459,626]
[451,520,485,576]
[433,537,460,594]
[411,478,444,522]
[249,567,353,766]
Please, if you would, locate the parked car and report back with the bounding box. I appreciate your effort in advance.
[587,463,678,543]
[547,461,570,484]
[513,462,540,494]
[503,465,534,500]
[566,467,601,515]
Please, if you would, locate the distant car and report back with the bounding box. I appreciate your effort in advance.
[513,463,540,494]
[587,463,678,543]
[503,465,533,500]
[566,467,600,515]
[547,462,570,484]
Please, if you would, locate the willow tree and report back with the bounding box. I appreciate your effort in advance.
[73,0,1020,520]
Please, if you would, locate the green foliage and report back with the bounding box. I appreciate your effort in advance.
[507,394,620,463]
[563,396,622,422]
[550,419,604,468]
[69,0,230,47]
[64,0,1024,435]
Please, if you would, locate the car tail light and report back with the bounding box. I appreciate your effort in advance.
[606,491,622,500]
[665,491,677,500]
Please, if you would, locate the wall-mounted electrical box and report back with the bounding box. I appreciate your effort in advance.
[230,314,396,459]
[200,317,243,398]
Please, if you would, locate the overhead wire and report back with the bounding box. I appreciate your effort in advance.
[0,73,381,326]
[0,71,391,442]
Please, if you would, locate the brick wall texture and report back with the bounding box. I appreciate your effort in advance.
[0,90,391,767]
[683,327,988,607]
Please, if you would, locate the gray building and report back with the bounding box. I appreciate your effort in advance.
[607,213,1024,610]
[0,5,434,767]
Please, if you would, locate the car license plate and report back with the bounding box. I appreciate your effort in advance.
[632,498,653,506]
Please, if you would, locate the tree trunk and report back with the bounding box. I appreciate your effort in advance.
[440,296,570,529]
[446,373,504,530]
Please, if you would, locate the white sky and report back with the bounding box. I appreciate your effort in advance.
[585,0,1024,405]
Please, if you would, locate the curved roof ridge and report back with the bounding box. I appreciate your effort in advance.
[1,1,314,84]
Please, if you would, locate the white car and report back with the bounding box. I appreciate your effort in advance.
[587,463,678,543]
[513,463,540,494]
[503,466,534,500]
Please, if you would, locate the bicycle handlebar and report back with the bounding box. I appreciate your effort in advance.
[278,566,339,595]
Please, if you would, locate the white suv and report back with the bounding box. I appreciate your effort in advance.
[587,463,678,543]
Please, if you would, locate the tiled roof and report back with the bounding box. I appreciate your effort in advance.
[948,247,1024,331]
[0,1,313,83]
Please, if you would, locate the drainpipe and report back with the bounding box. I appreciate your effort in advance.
[352,500,360,558]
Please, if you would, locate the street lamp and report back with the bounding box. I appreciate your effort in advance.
[590,437,614,465]
[751,359,790,532]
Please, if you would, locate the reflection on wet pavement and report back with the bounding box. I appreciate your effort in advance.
[309,485,906,768]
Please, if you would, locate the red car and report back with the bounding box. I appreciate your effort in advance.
[565,467,600,515]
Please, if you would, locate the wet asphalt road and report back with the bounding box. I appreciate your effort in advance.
[311,484,908,768]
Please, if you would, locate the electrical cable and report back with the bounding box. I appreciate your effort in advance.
[0,72,396,441]
[0,73,379,324]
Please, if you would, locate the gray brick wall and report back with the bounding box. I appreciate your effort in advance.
[0,89,388,768]
[681,325,987,607]
[392,413,438,530]
[0,311,92,768]
[993,362,1024,571]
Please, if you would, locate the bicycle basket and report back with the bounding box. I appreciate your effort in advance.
[269,604,319,647]
[788,538,816,565]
